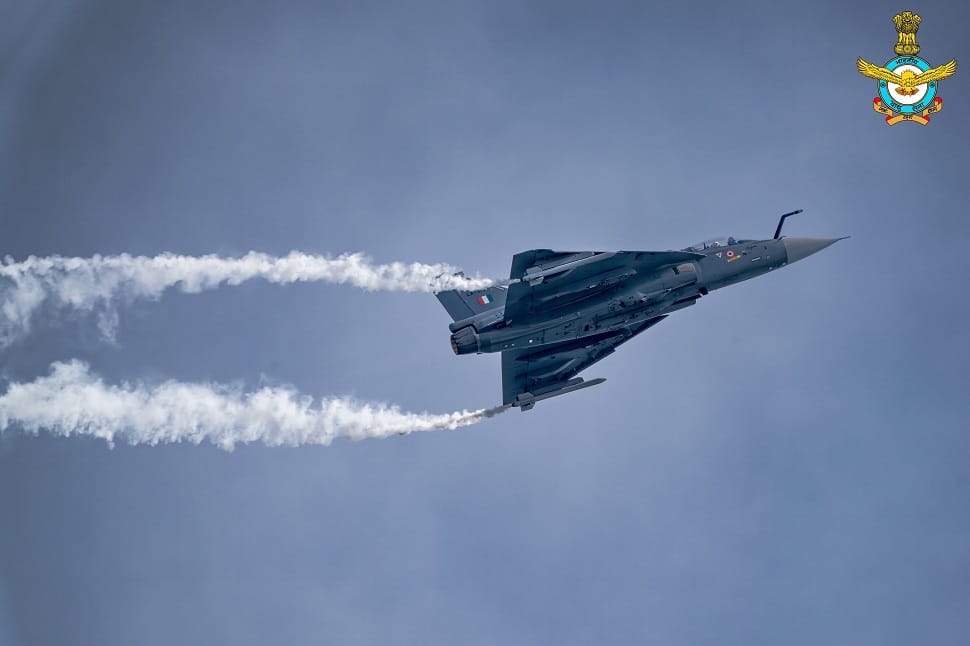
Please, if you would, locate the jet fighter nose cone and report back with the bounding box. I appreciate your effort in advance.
[782,237,844,264]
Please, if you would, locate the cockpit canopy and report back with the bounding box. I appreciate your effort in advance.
[685,236,735,251]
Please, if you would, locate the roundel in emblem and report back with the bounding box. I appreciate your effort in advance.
[877,56,938,113]
[725,249,736,259]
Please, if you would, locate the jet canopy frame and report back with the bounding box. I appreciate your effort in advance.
[685,236,737,251]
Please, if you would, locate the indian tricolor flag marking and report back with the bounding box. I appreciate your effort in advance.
[477,293,493,305]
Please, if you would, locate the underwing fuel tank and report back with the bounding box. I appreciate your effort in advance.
[637,263,698,303]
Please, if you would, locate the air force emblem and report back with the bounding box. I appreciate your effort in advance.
[857,11,957,125]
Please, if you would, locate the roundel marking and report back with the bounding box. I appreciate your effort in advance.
[877,56,938,114]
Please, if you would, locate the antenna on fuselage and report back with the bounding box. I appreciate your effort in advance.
[773,209,803,239]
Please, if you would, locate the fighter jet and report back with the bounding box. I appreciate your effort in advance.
[435,210,844,411]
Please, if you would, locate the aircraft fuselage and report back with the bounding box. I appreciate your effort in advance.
[450,237,835,356]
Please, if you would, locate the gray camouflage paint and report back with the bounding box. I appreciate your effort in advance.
[439,230,841,407]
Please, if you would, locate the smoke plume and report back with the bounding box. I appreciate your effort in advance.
[0,251,495,346]
[0,361,507,450]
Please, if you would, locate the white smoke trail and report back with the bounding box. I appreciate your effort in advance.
[0,251,495,346]
[0,361,507,450]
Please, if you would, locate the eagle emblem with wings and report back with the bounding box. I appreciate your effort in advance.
[857,11,956,125]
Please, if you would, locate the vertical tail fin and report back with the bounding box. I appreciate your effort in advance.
[435,285,507,322]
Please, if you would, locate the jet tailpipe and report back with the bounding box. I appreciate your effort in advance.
[450,325,480,355]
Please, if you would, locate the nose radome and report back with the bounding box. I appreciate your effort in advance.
[782,237,844,264]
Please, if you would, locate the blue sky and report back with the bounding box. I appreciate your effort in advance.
[1,1,969,644]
